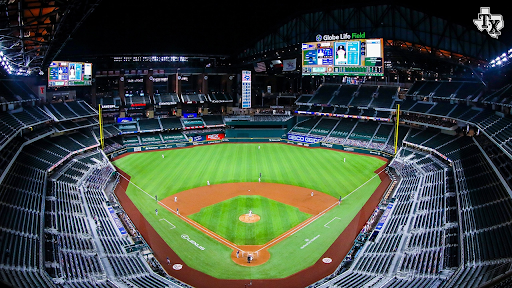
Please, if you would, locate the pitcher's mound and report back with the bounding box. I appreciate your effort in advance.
[239,214,260,223]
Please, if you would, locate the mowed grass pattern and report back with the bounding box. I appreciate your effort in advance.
[114,143,387,279]
[188,196,311,245]
[114,143,383,200]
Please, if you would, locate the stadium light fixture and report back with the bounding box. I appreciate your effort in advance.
[488,47,512,68]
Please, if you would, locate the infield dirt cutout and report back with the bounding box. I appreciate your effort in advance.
[160,182,339,266]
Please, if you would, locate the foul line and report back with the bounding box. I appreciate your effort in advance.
[118,169,385,254]
[341,168,386,201]
[255,169,386,252]
[255,201,338,253]
[117,173,239,250]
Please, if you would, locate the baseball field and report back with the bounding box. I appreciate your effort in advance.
[113,143,386,280]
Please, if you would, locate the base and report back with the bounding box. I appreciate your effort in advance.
[231,246,270,266]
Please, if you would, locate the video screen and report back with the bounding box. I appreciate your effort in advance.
[302,38,383,76]
[48,61,93,87]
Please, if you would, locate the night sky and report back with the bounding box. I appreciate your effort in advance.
[60,0,512,58]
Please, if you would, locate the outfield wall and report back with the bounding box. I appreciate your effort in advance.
[225,128,287,138]
[107,137,394,160]
[225,117,296,130]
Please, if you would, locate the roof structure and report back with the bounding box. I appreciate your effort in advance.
[1,1,511,74]
[0,0,102,75]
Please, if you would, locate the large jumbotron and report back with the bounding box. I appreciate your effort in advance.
[1,1,512,288]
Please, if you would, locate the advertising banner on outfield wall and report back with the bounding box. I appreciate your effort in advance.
[206,133,225,141]
[287,133,323,144]
[191,135,203,142]
[320,142,393,159]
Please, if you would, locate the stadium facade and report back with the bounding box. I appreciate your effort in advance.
[1,2,512,288]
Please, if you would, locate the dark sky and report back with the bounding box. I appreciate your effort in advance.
[60,0,512,58]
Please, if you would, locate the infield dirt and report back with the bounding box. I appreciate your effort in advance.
[160,182,337,216]
[160,182,339,265]
[113,146,390,287]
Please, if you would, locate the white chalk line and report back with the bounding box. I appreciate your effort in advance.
[119,168,385,254]
[254,201,338,253]
[324,217,341,228]
[341,168,386,201]
[255,169,386,252]
[117,172,239,250]
[159,218,176,229]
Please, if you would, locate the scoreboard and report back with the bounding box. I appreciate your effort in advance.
[302,38,384,76]
[48,61,93,87]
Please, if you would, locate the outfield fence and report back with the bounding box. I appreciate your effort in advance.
[107,137,394,160]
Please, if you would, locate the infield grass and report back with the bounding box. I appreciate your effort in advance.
[189,195,311,245]
[114,143,386,279]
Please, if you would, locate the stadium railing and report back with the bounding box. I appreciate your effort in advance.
[329,85,359,106]
[316,147,456,288]
[387,130,512,287]
[39,149,185,287]
[138,118,163,132]
[350,85,378,108]
[308,84,340,105]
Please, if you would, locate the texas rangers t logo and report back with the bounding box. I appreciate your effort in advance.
[473,7,504,39]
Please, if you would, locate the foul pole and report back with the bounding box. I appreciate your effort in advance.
[98,104,104,150]
[394,104,400,155]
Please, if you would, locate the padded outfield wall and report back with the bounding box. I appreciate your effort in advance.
[225,128,287,139]
[106,134,394,160]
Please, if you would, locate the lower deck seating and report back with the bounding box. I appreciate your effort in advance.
[43,150,180,287]
[0,144,182,287]
[319,149,457,287]
[0,162,47,287]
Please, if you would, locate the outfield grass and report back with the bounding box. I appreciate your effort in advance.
[188,195,311,245]
[114,143,386,279]
[115,143,382,200]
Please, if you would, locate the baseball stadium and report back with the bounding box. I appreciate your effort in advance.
[1,1,512,288]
